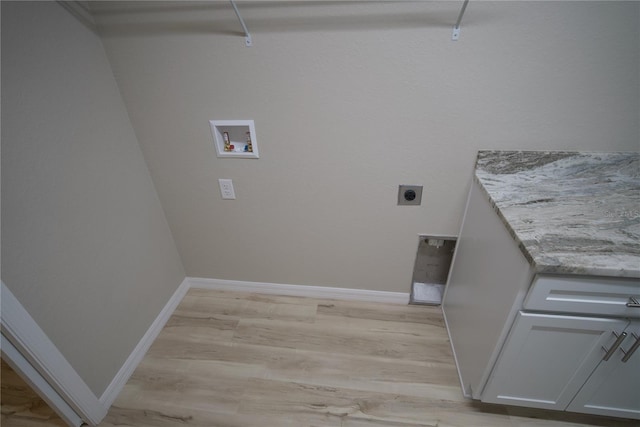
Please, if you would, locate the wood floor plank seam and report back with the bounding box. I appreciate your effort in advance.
[3,289,638,427]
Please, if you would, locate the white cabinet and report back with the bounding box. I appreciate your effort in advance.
[442,179,640,420]
[482,312,629,411]
[524,275,640,318]
[480,276,640,419]
[441,179,534,399]
[567,321,640,419]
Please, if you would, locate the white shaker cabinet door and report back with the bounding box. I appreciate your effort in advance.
[567,320,640,419]
[481,312,629,411]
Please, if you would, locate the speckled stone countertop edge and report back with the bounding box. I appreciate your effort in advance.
[472,174,537,266]
[472,150,640,280]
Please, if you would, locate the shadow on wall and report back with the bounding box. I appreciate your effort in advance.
[89,1,496,37]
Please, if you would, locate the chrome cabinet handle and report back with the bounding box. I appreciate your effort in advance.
[626,297,640,308]
[602,331,627,361]
[621,333,640,363]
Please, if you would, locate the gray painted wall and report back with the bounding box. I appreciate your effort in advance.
[92,1,639,293]
[1,0,638,401]
[1,1,185,396]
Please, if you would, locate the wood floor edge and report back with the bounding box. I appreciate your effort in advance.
[441,304,472,399]
[1,281,106,425]
[188,277,411,304]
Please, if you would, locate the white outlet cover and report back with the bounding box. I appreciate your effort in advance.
[218,179,236,199]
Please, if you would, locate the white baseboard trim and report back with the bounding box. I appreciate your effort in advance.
[188,277,410,304]
[99,277,191,409]
[1,281,106,426]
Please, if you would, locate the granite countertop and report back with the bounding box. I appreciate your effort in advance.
[474,150,640,279]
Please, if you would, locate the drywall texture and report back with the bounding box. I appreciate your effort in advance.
[1,1,185,396]
[93,1,639,292]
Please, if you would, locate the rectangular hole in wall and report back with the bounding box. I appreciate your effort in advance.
[410,235,456,305]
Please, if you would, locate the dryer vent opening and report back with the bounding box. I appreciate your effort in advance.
[410,236,456,305]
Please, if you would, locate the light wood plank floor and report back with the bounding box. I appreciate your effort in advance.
[99,289,637,427]
[2,289,638,427]
[1,359,67,426]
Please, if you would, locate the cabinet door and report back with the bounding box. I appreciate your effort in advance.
[567,321,640,419]
[481,312,629,411]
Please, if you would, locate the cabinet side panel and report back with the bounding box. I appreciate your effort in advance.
[442,179,533,398]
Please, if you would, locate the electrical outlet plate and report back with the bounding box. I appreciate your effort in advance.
[398,185,423,206]
[218,179,236,199]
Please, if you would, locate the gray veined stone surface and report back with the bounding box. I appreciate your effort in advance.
[474,150,640,278]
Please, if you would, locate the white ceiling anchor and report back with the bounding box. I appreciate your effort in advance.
[230,0,252,47]
[452,0,470,41]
